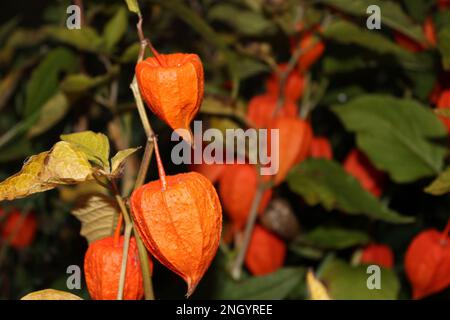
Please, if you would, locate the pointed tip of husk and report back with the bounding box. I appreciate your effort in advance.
[174,128,194,147]
[185,278,199,298]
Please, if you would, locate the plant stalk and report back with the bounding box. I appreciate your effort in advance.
[230,185,265,280]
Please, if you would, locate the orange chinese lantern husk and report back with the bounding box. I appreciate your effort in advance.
[405,223,450,299]
[84,236,149,300]
[245,225,286,275]
[219,164,272,230]
[0,209,37,249]
[309,136,333,160]
[296,31,325,72]
[360,244,394,269]
[343,149,384,197]
[266,64,305,102]
[131,171,222,297]
[269,116,313,185]
[135,53,204,144]
[246,94,298,128]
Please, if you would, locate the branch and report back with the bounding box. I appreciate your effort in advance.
[230,184,266,280]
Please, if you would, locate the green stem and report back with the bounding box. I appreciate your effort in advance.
[112,181,132,300]
[135,233,155,300]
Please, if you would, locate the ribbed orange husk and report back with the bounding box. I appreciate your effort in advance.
[266,64,305,102]
[135,53,204,144]
[0,209,37,249]
[343,149,384,197]
[360,244,394,269]
[309,136,333,160]
[245,225,286,275]
[218,164,272,230]
[130,172,222,297]
[246,93,298,128]
[84,236,149,300]
[295,31,325,72]
[269,116,312,185]
[404,229,450,299]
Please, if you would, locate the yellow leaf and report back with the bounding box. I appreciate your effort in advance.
[41,141,93,184]
[0,152,53,201]
[0,141,94,202]
[21,289,83,300]
[71,194,119,243]
[61,131,110,170]
[307,270,331,300]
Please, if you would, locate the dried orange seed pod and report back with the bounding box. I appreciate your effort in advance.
[84,236,149,300]
[360,243,394,269]
[404,222,450,299]
[245,225,286,275]
[131,172,222,297]
[343,149,384,197]
[309,136,333,160]
[269,116,312,185]
[0,208,37,249]
[218,164,272,230]
[246,94,298,128]
[136,53,204,144]
[131,139,221,297]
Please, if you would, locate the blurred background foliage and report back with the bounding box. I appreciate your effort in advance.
[0,0,449,300]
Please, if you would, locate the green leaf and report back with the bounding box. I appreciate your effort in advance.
[320,0,426,43]
[60,131,110,170]
[45,26,104,53]
[319,259,400,300]
[323,20,422,69]
[24,47,77,116]
[60,72,115,94]
[213,268,305,299]
[235,56,270,79]
[103,7,128,53]
[27,92,69,138]
[402,0,433,22]
[333,95,447,183]
[111,148,140,176]
[424,167,450,195]
[287,159,414,224]
[301,227,370,250]
[124,0,141,14]
[208,3,276,36]
[119,43,140,63]
[438,26,450,71]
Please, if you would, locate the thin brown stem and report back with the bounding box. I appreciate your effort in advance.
[131,79,153,138]
[111,180,132,300]
[134,138,154,189]
[230,185,265,280]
